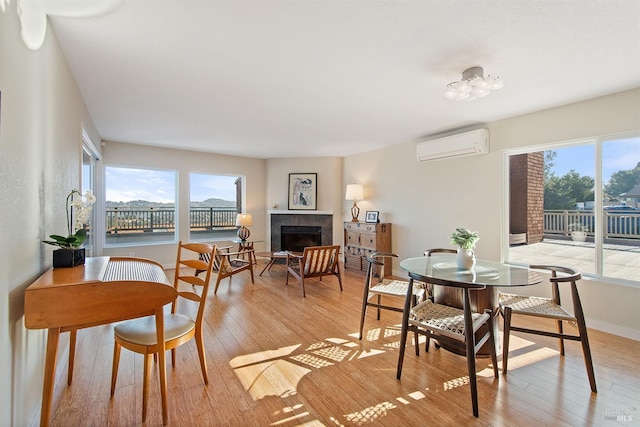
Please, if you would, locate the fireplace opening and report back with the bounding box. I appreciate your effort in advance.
[281,226,321,252]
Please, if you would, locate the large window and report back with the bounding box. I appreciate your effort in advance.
[105,166,177,246]
[507,135,640,285]
[189,173,241,241]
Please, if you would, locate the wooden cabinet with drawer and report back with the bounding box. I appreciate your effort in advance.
[343,222,391,275]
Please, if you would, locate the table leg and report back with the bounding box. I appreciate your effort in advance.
[259,257,276,276]
[40,327,60,427]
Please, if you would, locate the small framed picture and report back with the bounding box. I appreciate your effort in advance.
[365,211,379,223]
[288,173,317,210]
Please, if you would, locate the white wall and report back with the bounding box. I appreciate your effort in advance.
[266,157,344,246]
[102,141,267,265]
[0,5,101,425]
[343,88,640,340]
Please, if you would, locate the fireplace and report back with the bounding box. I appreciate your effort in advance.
[270,213,332,251]
[281,226,322,252]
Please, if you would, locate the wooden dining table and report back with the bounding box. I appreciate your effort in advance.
[400,255,543,356]
[24,256,177,426]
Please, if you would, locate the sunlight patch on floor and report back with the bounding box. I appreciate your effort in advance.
[343,401,397,425]
[229,344,301,368]
[233,358,311,400]
[502,346,560,371]
[443,375,470,390]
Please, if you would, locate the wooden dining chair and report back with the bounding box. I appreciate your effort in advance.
[286,245,342,297]
[423,248,457,296]
[397,271,499,418]
[110,242,217,422]
[499,265,597,392]
[359,252,427,340]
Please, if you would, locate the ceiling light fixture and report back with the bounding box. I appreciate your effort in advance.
[444,66,504,101]
[9,0,122,50]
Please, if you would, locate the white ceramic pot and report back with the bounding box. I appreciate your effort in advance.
[456,247,476,270]
[571,231,587,242]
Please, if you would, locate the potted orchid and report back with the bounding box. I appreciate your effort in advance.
[43,189,96,267]
[451,226,479,270]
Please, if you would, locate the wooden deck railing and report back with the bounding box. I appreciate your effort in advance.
[543,210,640,239]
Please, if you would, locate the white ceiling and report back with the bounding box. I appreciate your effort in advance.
[49,0,640,159]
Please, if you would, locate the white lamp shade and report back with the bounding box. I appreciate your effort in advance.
[345,184,364,201]
[236,213,252,227]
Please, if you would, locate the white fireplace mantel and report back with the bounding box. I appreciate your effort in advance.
[268,210,333,215]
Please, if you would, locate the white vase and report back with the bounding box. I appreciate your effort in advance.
[456,248,476,270]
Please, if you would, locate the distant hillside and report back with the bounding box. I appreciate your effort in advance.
[106,198,236,208]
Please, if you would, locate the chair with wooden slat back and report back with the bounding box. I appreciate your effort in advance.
[213,246,255,294]
[359,252,427,340]
[397,270,499,418]
[286,245,343,297]
[110,241,217,422]
[499,265,597,392]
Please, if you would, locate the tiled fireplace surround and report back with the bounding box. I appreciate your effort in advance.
[270,212,333,252]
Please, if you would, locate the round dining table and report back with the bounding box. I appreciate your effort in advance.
[400,255,543,356]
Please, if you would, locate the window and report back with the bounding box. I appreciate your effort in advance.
[82,132,100,256]
[189,173,242,241]
[507,135,640,285]
[105,166,177,246]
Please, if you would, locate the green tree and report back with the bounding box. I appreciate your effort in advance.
[604,162,640,200]
[544,170,594,210]
[544,150,557,182]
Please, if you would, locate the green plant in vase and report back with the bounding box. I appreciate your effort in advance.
[451,226,479,269]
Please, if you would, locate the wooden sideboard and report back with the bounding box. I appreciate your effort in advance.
[343,222,392,275]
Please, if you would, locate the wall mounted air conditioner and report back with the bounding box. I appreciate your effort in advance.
[416,128,489,161]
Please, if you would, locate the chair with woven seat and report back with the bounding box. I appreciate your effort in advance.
[110,241,217,422]
[359,252,427,340]
[213,246,255,294]
[499,265,597,392]
[286,245,342,297]
[397,271,499,418]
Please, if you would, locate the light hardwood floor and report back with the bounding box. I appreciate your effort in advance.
[48,260,639,426]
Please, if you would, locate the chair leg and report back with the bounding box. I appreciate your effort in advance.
[110,341,121,396]
[249,265,255,284]
[359,294,370,341]
[67,329,77,385]
[486,310,499,379]
[413,328,420,356]
[376,294,381,320]
[171,348,176,368]
[195,327,209,385]
[556,319,565,356]
[574,312,597,392]
[502,307,512,375]
[142,353,152,422]
[465,326,479,418]
[301,277,306,298]
[213,275,223,294]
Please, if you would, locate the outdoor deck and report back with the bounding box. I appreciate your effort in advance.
[509,238,640,283]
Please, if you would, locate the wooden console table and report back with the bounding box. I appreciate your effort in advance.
[24,256,176,426]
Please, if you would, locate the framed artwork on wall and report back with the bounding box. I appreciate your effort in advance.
[365,211,379,223]
[288,173,317,210]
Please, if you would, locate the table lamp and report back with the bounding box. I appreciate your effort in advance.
[345,184,364,222]
[236,213,252,241]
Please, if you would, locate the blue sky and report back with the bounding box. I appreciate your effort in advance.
[105,167,238,203]
[548,136,640,183]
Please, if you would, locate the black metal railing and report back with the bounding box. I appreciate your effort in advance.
[106,207,238,234]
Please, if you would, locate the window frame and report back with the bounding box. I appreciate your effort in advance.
[503,131,640,288]
[104,165,178,248]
